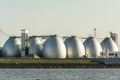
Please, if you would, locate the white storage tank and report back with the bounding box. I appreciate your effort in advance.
[43,35,66,58]
[2,36,21,57]
[64,36,85,58]
[101,37,119,52]
[83,37,102,58]
[29,36,43,57]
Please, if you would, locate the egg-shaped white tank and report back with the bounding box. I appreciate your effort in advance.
[83,37,102,58]
[29,36,43,57]
[64,36,85,58]
[43,35,66,58]
[101,37,119,52]
[2,37,21,57]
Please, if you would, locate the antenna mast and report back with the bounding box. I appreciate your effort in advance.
[94,28,96,37]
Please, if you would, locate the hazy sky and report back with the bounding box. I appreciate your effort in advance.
[0,0,120,46]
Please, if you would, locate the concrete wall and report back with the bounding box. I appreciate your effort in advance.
[90,58,120,64]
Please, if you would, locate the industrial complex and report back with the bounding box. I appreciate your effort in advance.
[1,29,120,65]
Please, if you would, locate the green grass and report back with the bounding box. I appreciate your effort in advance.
[0,59,99,64]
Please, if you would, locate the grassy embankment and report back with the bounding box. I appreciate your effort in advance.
[0,59,99,64]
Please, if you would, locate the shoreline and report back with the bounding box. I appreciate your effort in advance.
[0,63,120,68]
[0,58,120,68]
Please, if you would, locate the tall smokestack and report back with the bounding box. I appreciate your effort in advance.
[21,29,29,57]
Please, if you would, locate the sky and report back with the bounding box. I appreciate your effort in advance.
[0,0,120,46]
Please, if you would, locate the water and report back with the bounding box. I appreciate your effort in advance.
[0,69,120,80]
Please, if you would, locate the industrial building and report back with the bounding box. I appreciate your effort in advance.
[64,36,85,58]
[83,37,102,58]
[43,35,66,58]
[29,36,43,57]
[2,36,21,57]
[1,29,120,60]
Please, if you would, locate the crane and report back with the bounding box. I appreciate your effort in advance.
[0,28,9,37]
[0,28,10,47]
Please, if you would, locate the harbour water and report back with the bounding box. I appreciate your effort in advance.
[0,69,120,80]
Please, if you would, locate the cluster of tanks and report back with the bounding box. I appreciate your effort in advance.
[2,34,119,58]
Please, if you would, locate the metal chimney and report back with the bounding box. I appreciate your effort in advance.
[21,29,29,57]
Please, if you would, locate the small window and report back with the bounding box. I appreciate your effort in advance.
[109,54,114,56]
[115,53,117,57]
